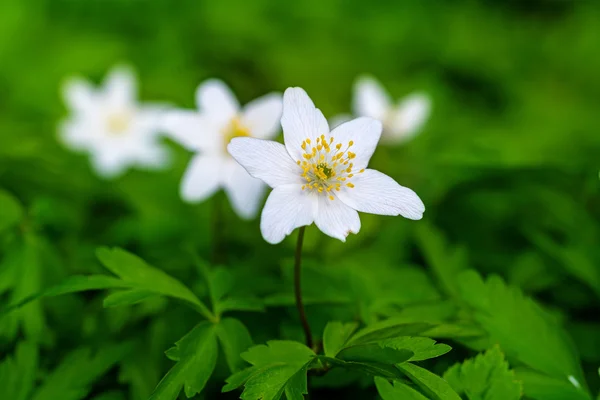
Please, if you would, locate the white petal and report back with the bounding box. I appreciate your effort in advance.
[223,160,266,220]
[336,169,424,220]
[162,110,221,152]
[352,75,391,120]
[329,117,382,170]
[103,65,137,109]
[389,92,431,142]
[180,154,223,203]
[62,78,98,114]
[260,184,316,244]
[281,87,329,162]
[195,79,239,126]
[328,113,352,129]
[241,93,283,139]
[91,149,130,179]
[314,195,360,242]
[227,137,301,188]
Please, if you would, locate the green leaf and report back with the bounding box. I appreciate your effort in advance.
[337,344,414,364]
[223,341,315,400]
[97,247,214,320]
[457,270,585,382]
[215,296,265,315]
[515,368,592,400]
[0,341,38,400]
[210,267,234,304]
[0,189,23,232]
[31,342,133,400]
[379,337,452,362]
[397,363,461,400]
[318,356,404,380]
[323,321,359,357]
[375,377,429,400]
[216,318,253,373]
[443,346,522,400]
[103,289,157,308]
[149,322,218,400]
[347,320,433,345]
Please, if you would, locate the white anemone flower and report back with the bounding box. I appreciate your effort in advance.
[162,79,282,219]
[60,65,169,178]
[353,75,431,144]
[228,87,425,244]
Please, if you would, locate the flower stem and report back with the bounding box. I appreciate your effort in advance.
[294,226,313,349]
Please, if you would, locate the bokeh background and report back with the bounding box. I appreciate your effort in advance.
[1,0,599,399]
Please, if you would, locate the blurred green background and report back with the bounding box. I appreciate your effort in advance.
[1,0,599,399]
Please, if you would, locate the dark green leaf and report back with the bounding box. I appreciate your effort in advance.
[337,344,414,364]
[319,356,404,380]
[0,341,38,400]
[216,296,265,315]
[397,363,461,400]
[216,318,253,373]
[347,320,433,345]
[443,346,522,400]
[103,289,157,307]
[0,189,23,232]
[375,377,429,400]
[323,321,359,357]
[515,368,592,400]
[149,322,218,400]
[379,336,452,362]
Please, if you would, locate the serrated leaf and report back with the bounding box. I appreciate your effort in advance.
[443,346,522,400]
[216,318,253,373]
[323,321,359,357]
[397,363,461,400]
[337,344,414,364]
[223,341,315,400]
[31,342,133,400]
[103,289,157,308]
[149,322,218,400]
[284,364,310,400]
[375,376,429,400]
[515,368,592,400]
[97,247,214,320]
[319,356,404,380]
[379,337,452,362]
[0,341,38,400]
[0,189,23,232]
[457,270,584,382]
[347,320,433,345]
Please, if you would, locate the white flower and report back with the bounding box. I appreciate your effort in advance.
[228,87,425,244]
[60,65,169,178]
[353,75,430,144]
[162,79,282,219]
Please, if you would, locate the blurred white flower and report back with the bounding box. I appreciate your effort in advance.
[228,87,425,244]
[163,79,282,219]
[60,65,169,178]
[353,75,431,144]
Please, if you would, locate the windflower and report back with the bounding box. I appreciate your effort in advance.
[228,87,425,244]
[353,75,430,144]
[60,65,169,178]
[162,79,282,219]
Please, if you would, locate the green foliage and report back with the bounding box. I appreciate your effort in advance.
[396,363,461,400]
[0,342,38,400]
[0,189,23,233]
[374,377,429,400]
[443,346,522,400]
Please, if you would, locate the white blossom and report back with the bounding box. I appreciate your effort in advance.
[228,87,425,244]
[60,65,169,178]
[162,79,282,219]
[353,75,430,144]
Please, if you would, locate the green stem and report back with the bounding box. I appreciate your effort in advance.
[294,226,313,349]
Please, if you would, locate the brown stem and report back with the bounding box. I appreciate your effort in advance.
[294,226,313,349]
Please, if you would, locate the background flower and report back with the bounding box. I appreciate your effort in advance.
[59,65,169,178]
[162,79,282,219]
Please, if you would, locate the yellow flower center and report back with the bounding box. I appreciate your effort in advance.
[223,116,251,150]
[106,111,132,135]
[297,134,364,201]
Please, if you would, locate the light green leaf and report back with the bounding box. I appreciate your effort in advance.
[457,270,585,383]
[515,368,592,400]
[323,321,359,357]
[97,247,214,320]
[375,376,429,400]
[31,342,133,400]
[379,336,452,362]
[443,346,522,400]
[223,341,315,400]
[337,344,414,364]
[0,341,38,400]
[149,322,218,400]
[216,318,253,373]
[397,363,462,400]
[347,320,433,345]
[0,189,23,232]
[103,289,157,308]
